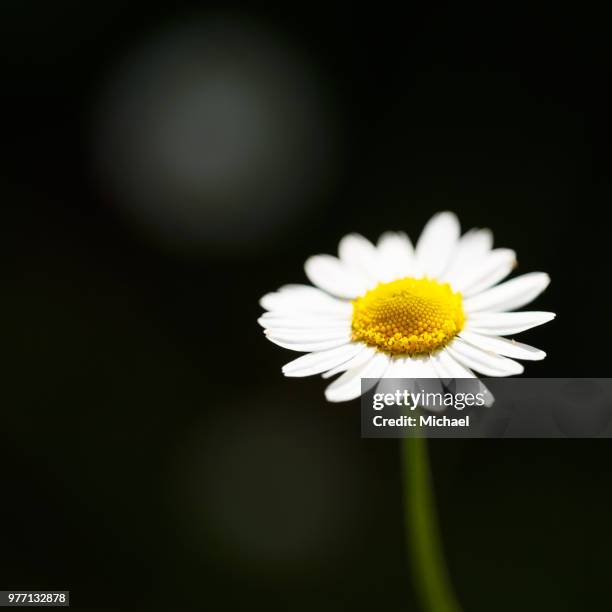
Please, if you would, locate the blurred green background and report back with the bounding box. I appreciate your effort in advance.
[1,2,611,609]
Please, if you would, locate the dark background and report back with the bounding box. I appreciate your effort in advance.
[1,2,610,610]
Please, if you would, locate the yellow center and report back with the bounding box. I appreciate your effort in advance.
[351,277,465,356]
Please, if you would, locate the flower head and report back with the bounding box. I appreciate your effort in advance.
[259,212,554,402]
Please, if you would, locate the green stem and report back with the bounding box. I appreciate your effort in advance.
[401,435,462,612]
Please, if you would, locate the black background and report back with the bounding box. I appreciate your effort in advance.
[1,2,610,610]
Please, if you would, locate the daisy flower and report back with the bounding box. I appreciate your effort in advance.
[259,212,554,402]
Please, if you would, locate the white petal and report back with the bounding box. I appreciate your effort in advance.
[386,356,443,411]
[431,350,476,379]
[431,350,495,407]
[282,343,365,377]
[380,356,414,378]
[442,228,494,286]
[338,234,379,287]
[265,326,350,342]
[305,255,369,299]
[260,285,352,316]
[258,313,350,330]
[463,272,551,313]
[465,311,556,336]
[394,355,438,378]
[459,330,546,361]
[266,327,350,342]
[454,227,494,260]
[454,249,517,296]
[324,352,389,402]
[415,211,460,278]
[374,357,415,395]
[430,354,452,379]
[376,231,414,282]
[446,338,524,377]
[379,356,441,385]
[414,357,442,384]
[322,346,376,378]
[266,333,351,353]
